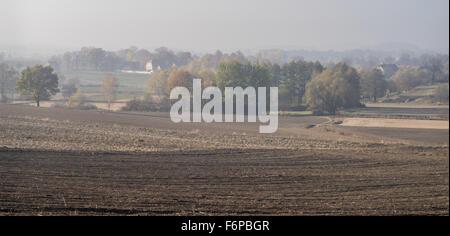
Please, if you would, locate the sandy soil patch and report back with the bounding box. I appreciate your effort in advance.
[28,101,126,111]
[341,118,449,130]
[365,103,449,109]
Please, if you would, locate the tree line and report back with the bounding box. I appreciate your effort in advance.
[1,53,449,115]
[48,47,250,73]
[48,46,194,72]
[142,54,449,114]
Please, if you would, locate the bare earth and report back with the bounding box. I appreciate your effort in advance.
[341,118,449,130]
[0,104,448,215]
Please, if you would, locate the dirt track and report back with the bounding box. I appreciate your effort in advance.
[0,104,448,215]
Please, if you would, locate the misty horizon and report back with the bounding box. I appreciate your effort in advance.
[2,0,449,57]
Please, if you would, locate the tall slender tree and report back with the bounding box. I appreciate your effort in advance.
[101,73,119,111]
[360,69,387,102]
[0,63,19,103]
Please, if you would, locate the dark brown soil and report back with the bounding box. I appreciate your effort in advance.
[0,104,448,215]
[0,148,448,216]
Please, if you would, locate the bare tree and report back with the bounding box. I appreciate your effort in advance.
[101,73,119,111]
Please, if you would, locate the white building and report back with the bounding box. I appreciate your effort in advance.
[146,60,153,72]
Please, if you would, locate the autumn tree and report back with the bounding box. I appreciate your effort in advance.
[16,65,59,107]
[195,69,216,88]
[68,88,86,108]
[101,73,119,111]
[166,69,195,94]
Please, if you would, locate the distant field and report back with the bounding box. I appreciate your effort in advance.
[400,83,447,97]
[380,82,449,104]
[365,103,449,109]
[341,106,449,120]
[279,111,313,116]
[62,71,149,100]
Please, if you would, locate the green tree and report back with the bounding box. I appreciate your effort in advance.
[215,60,271,92]
[421,55,447,84]
[391,68,431,92]
[360,69,387,102]
[267,63,282,87]
[281,60,323,106]
[216,60,245,90]
[304,62,361,115]
[16,65,59,107]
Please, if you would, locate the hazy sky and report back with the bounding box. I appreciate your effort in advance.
[2,0,449,54]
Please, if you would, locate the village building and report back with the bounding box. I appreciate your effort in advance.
[145,60,153,72]
[376,64,399,79]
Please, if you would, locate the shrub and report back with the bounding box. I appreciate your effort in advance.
[68,88,86,108]
[122,98,170,112]
[67,88,97,110]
